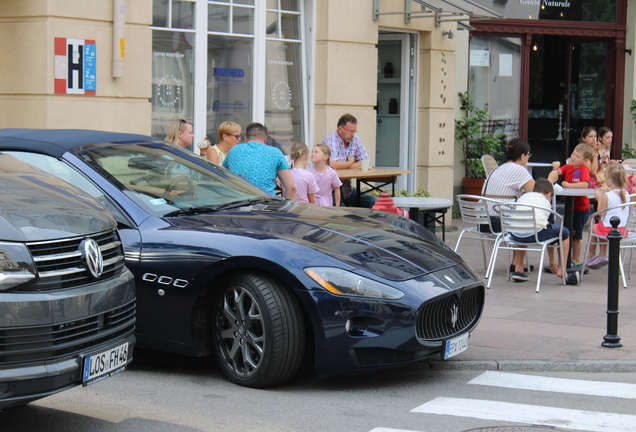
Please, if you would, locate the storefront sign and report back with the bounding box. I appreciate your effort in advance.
[472,0,616,22]
[212,67,245,78]
[155,74,181,108]
[272,81,292,110]
[519,0,570,7]
[54,38,96,95]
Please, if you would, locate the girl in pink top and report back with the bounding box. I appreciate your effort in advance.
[280,142,319,203]
[308,144,342,207]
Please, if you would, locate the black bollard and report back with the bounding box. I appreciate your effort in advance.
[602,215,622,348]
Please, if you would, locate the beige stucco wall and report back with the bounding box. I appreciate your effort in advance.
[0,0,152,134]
[313,0,458,200]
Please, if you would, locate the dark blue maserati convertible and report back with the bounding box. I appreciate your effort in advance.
[0,129,484,387]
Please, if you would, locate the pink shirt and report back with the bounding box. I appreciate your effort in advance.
[307,166,342,207]
[282,168,319,203]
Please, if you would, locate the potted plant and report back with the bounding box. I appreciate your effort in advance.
[455,91,505,195]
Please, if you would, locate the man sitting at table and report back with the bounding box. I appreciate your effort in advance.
[322,113,375,208]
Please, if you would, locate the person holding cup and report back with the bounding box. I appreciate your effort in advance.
[322,113,375,208]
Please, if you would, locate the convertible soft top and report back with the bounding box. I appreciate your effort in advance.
[0,129,157,158]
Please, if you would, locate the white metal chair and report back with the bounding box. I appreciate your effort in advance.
[481,155,499,177]
[582,200,636,288]
[488,202,567,292]
[455,195,503,278]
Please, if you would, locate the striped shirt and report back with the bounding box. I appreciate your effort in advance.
[307,166,342,207]
[482,162,533,215]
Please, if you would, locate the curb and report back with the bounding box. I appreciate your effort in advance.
[425,360,636,373]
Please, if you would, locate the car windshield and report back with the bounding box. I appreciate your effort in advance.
[75,143,272,217]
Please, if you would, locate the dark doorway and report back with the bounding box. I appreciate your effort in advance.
[527,34,610,168]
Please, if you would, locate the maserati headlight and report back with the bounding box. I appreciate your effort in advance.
[0,242,36,292]
[305,267,404,300]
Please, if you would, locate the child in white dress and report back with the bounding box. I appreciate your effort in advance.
[587,163,630,269]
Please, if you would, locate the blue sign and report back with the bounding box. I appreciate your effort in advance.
[84,43,96,91]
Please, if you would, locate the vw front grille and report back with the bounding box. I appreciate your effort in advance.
[24,229,125,291]
[0,300,135,364]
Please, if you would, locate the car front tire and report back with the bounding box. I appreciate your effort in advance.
[212,272,305,387]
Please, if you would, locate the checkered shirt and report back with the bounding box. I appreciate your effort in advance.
[322,131,370,198]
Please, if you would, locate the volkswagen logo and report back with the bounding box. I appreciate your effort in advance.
[80,238,103,278]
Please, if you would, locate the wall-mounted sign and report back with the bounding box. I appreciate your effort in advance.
[54,38,96,95]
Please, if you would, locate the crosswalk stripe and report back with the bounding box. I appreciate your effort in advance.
[412,397,636,432]
[468,371,636,399]
[369,429,418,432]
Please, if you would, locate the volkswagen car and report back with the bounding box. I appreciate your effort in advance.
[0,152,136,408]
[0,129,484,388]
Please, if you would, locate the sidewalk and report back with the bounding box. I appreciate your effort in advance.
[429,219,636,372]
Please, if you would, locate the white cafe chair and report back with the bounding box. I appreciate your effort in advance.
[455,195,503,278]
[583,199,636,288]
[488,202,567,293]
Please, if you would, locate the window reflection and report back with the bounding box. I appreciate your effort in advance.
[265,40,303,155]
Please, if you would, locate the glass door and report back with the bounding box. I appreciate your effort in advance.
[376,34,412,191]
[564,40,608,158]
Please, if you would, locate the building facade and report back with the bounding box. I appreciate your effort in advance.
[0,0,481,200]
[462,0,632,164]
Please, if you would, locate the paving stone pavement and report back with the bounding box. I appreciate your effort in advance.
[427,219,636,372]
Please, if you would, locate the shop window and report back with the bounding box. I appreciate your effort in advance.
[265,40,304,154]
[153,0,196,29]
[208,1,254,35]
[206,36,253,138]
[469,36,521,144]
[150,30,195,140]
[151,0,306,150]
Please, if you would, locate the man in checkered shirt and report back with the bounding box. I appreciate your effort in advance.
[322,114,375,208]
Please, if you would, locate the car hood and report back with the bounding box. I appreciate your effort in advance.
[165,201,462,281]
[0,170,114,242]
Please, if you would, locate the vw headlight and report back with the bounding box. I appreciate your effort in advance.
[0,242,36,292]
[305,267,404,300]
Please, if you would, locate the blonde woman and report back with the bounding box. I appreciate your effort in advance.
[205,121,242,165]
[165,119,194,148]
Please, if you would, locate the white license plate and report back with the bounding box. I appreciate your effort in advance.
[82,342,129,386]
[443,333,468,359]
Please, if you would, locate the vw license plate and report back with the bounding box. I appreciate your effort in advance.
[82,342,129,386]
[443,333,468,359]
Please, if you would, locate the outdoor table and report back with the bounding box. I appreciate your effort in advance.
[553,187,597,268]
[392,197,453,242]
[526,161,553,176]
[336,167,410,206]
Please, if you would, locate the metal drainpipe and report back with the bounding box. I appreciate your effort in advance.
[113,0,125,77]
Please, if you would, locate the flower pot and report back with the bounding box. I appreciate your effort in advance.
[462,177,485,197]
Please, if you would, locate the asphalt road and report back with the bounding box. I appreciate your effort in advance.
[2,349,636,432]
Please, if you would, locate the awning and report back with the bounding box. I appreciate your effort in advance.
[373,0,503,27]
